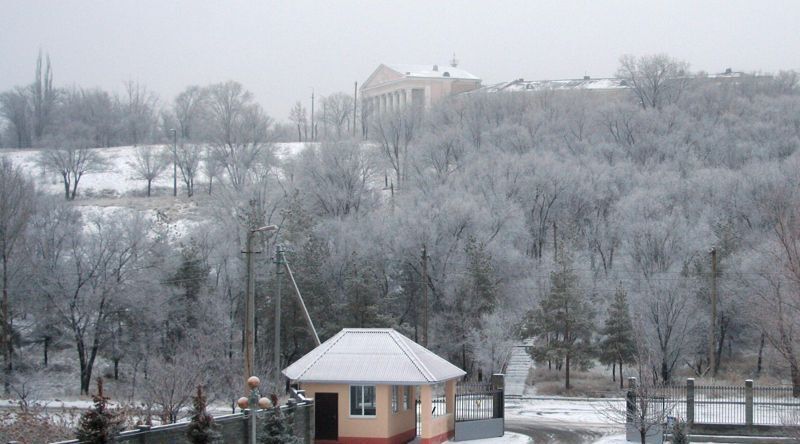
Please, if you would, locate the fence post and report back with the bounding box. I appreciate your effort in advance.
[687,378,695,427]
[745,379,753,427]
[492,374,505,419]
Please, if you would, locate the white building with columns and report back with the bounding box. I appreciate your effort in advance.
[360,63,481,117]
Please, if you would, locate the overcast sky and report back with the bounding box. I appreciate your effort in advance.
[2,0,799,120]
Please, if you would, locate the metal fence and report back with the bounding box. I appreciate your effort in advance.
[455,382,503,421]
[643,379,800,427]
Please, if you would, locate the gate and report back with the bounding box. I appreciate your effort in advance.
[453,380,504,441]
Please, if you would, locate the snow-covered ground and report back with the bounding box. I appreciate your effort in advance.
[1,142,309,199]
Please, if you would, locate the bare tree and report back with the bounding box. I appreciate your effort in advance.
[121,80,159,145]
[129,146,168,197]
[176,143,202,197]
[0,159,35,394]
[31,50,56,142]
[33,206,148,394]
[321,93,353,140]
[39,147,106,200]
[174,86,207,141]
[372,107,418,190]
[616,54,690,109]
[205,81,274,191]
[289,101,308,142]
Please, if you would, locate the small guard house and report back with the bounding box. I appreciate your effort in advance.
[283,328,465,444]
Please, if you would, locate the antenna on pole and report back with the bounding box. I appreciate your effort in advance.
[450,53,459,68]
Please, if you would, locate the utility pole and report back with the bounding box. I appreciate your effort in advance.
[421,245,428,347]
[243,225,276,394]
[709,247,718,376]
[353,81,358,137]
[274,244,284,390]
[310,89,315,141]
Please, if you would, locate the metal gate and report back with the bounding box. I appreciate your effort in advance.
[453,382,504,441]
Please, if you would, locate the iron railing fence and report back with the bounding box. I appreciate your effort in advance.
[640,379,800,427]
[754,386,800,426]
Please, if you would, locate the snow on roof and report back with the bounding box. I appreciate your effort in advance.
[387,64,480,80]
[282,328,466,385]
[477,77,629,93]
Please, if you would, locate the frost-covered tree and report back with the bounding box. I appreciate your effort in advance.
[128,145,168,197]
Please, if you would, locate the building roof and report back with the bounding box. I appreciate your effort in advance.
[282,328,466,385]
[477,77,629,93]
[387,64,480,81]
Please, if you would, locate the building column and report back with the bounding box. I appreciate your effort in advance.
[401,89,407,107]
[420,385,432,440]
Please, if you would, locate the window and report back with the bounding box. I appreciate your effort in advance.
[350,385,376,416]
[391,386,398,413]
[403,386,410,410]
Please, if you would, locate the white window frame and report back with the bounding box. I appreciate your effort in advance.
[391,385,398,413]
[403,386,410,410]
[349,385,377,418]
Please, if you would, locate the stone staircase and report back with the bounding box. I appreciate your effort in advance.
[504,339,533,397]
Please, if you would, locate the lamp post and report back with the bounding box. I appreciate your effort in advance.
[169,128,177,197]
[244,225,278,394]
[237,376,272,444]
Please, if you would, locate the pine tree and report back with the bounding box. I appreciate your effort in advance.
[260,395,300,444]
[76,378,123,444]
[186,385,221,444]
[527,248,595,390]
[599,285,636,389]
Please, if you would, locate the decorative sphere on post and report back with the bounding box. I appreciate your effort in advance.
[237,397,249,409]
[258,397,272,409]
[247,376,261,389]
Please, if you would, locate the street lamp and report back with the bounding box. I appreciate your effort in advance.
[237,376,272,444]
[169,128,177,197]
[244,225,278,394]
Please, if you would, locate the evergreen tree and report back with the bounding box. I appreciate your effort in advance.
[599,285,636,389]
[186,385,221,444]
[527,248,595,389]
[671,418,690,444]
[260,395,300,444]
[76,378,123,444]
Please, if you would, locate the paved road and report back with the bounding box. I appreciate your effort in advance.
[507,419,605,444]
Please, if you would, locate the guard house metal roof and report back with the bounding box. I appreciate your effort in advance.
[282,328,466,385]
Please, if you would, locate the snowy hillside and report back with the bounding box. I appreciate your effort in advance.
[0,142,308,199]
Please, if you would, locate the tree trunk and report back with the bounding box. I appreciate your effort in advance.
[619,360,624,389]
[612,361,616,382]
[114,358,119,380]
[146,179,152,197]
[62,173,70,200]
[43,336,49,366]
[757,333,765,376]
[565,352,571,390]
[792,362,800,398]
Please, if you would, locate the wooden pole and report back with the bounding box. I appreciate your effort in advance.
[709,247,717,376]
[422,245,428,347]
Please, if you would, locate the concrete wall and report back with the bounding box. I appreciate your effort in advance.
[51,402,313,444]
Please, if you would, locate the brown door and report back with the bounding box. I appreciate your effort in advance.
[315,392,338,440]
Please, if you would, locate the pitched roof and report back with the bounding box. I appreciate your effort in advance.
[282,328,466,385]
[386,64,480,81]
